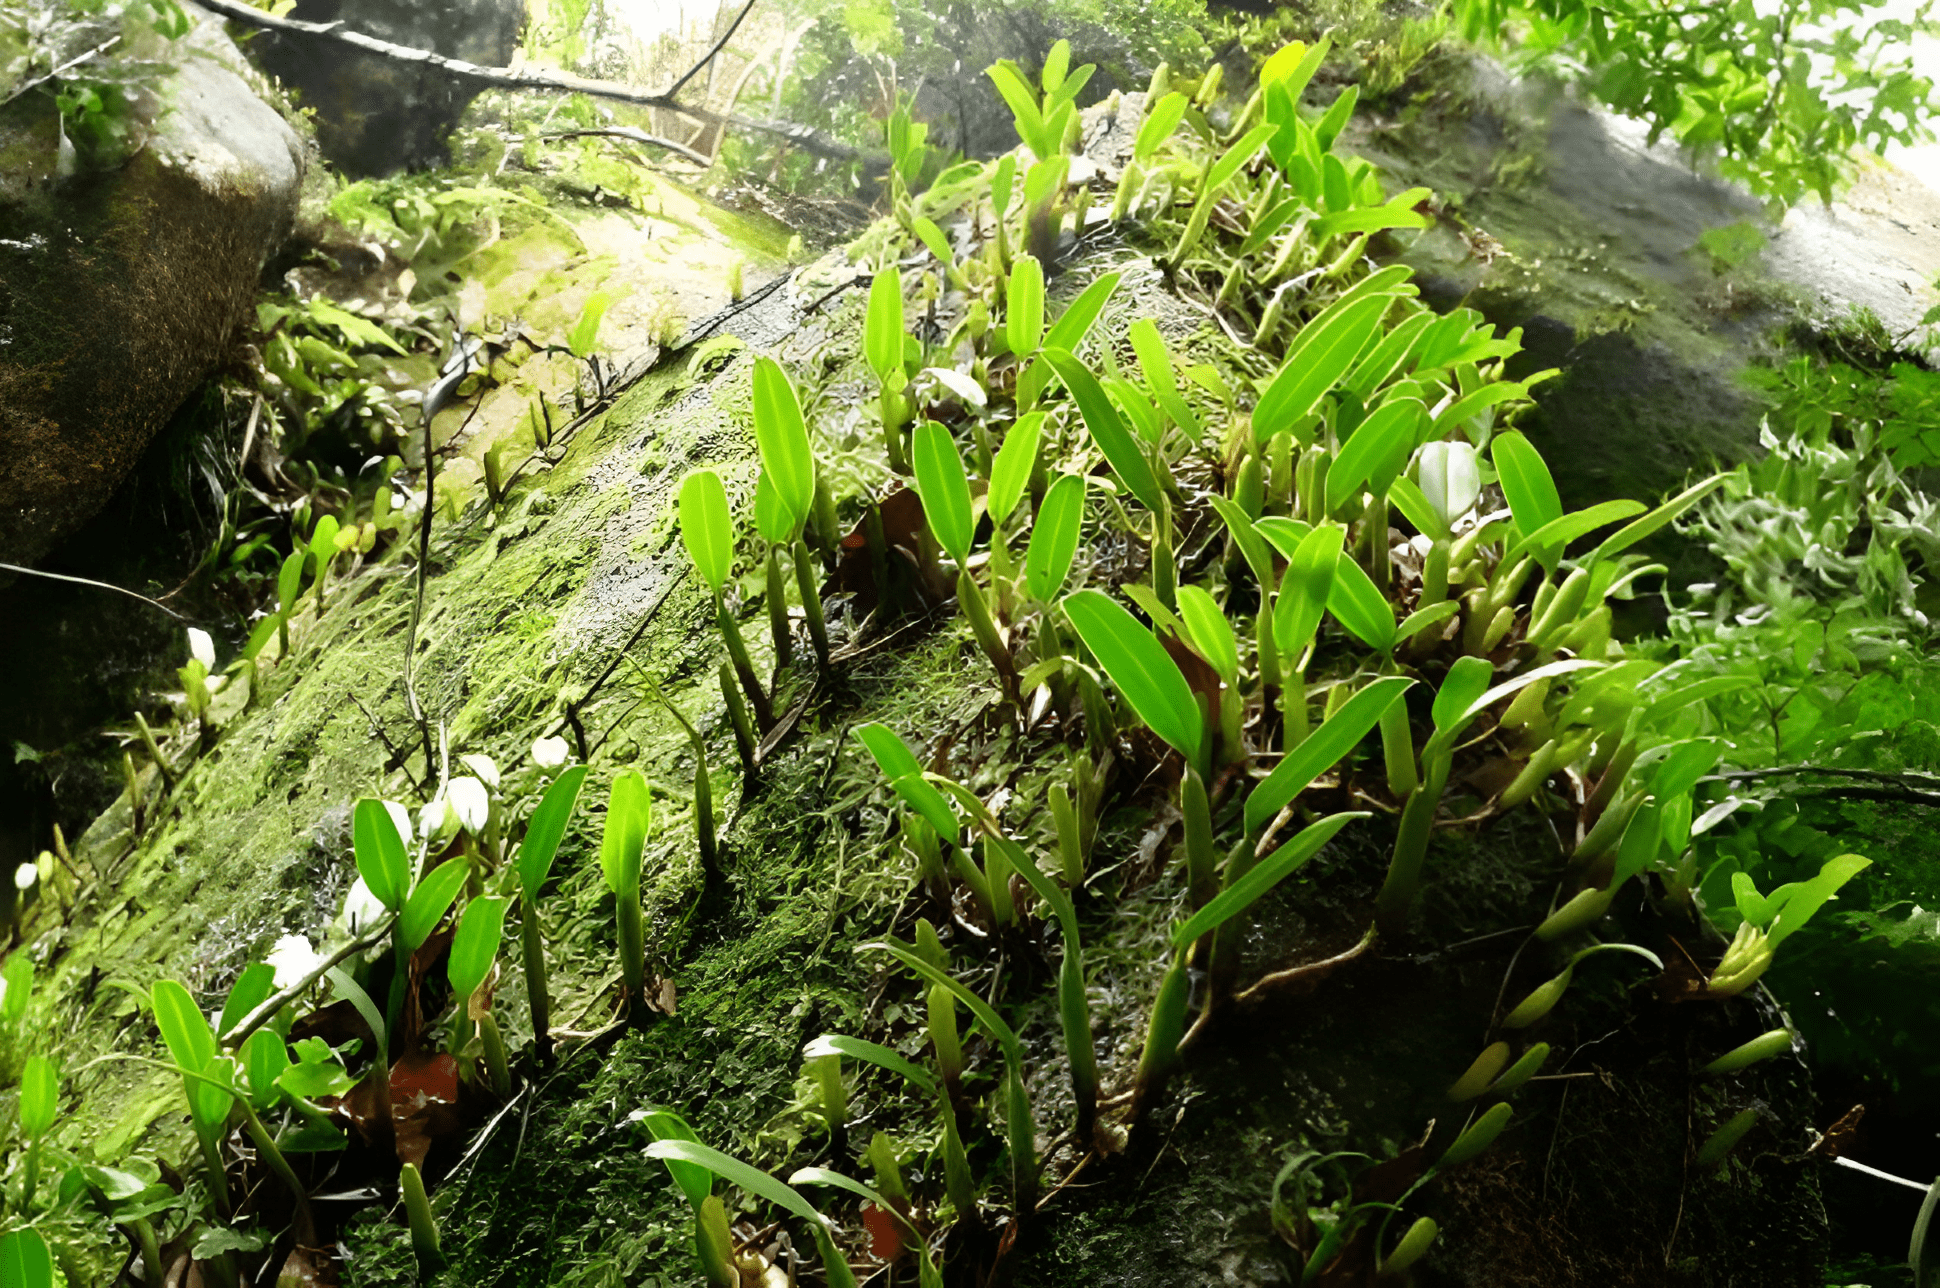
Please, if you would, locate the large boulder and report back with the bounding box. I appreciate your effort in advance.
[250,0,525,176]
[0,4,303,569]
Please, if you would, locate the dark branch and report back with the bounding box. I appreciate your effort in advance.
[193,0,869,161]
[661,0,760,101]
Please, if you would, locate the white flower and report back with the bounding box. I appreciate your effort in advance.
[206,674,227,695]
[1417,441,1481,533]
[447,776,491,834]
[458,754,501,789]
[381,800,413,849]
[419,793,459,846]
[342,877,386,933]
[531,736,570,769]
[265,935,322,990]
[12,863,34,891]
[188,627,216,671]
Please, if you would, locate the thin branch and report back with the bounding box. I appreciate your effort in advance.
[220,915,396,1047]
[544,127,711,166]
[0,33,122,109]
[0,561,189,621]
[193,0,868,161]
[661,0,760,101]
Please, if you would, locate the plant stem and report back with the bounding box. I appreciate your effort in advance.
[1182,767,1216,910]
[241,1100,316,1243]
[20,1137,39,1210]
[521,900,552,1064]
[617,885,645,1010]
[764,546,794,669]
[719,661,758,774]
[1376,757,1447,938]
[401,1161,444,1273]
[793,537,830,667]
[716,600,774,731]
[478,1011,512,1096]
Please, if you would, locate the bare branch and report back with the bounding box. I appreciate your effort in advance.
[193,0,868,161]
[661,0,760,102]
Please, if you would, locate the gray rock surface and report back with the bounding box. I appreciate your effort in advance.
[250,0,524,176]
[0,3,302,569]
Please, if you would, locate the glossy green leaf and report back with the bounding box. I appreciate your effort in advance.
[1246,676,1413,832]
[1326,556,1396,651]
[567,291,612,360]
[751,356,815,536]
[1432,656,1495,734]
[1063,589,1202,766]
[1007,253,1044,358]
[517,765,587,897]
[18,1055,56,1138]
[1026,473,1085,602]
[858,940,1022,1067]
[1589,473,1729,565]
[1042,348,1162,514]
[399,860,469,953]
[1207,123,1277,192]
[240,1030,289,1111]
[911,216,952,267]
[640,1109,712,1210]
[1273,523,1344,656]
[1210,495,1276,588]
[1174,812,1366,945]
[449,895,510,999]
[865,268,904,382]
[1491,431,1563,536]
[1252,295,1391,444]
[599,770,651,900]
[1128,318,1178,401]
[854,723,925,782]
[0,1228,53,1288]
[1135,91,1189,161]
[911,422,975,566]
[1040,273,1120,356]
[1176,585,1239,684]
[1327,398,1424,511]
[308,514,339,564]
[218,962,277,1039]
[642,1140,834,1234]
[1510,499,1645,569]
[988,412,1043,524]
[353,797,411,911]
[803,1033,940,1097]
[678,470,735,595]
[152,979,216,1075]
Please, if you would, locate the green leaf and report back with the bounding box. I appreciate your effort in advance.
[1007,254,1044,358]
[307,300,408,355]
[0,1229,54,1288]
[753,470,792,545]
[1273,524,1344,657]
[1326,557,1396,651]
[1207,124,1277,193]
[518,765,588,896]
[858,940,1023,1067]
[1064,590,1204,766]
[567,291,613,359]
[802,1033,940,1097]
[1040,273,1121,356]
[152,979,217,1075]
[1767,853,1871,949]
[449,895,509,1000]
[1253,295,1392,444]
[308,514,339,565]
[1312,194,1431,240]
[1433,656,1496,734]
[1510,499,1647,569]
[399,860,469,954]
[599,771,651,900]
[1041,39,1070,95]
[987,61,1050,157]
[240,1030,290,1111]
[988,412,1043,524]
[865,268,905,382]
[278,550,305,613]
[1434,659,1604,753]
[1026,473,1085,602]
[751,356,816,537]
[641,1142,833,1237]
[1136,92,1190,161]
[1589,473,1729,565]
[911,422,975,566]
[218,962,277,1039]
[911,216,952,267]
[1246,676,1413,832]
[678,471,735,595]
[1491,431,1563,536]
[1395,599,1460,645]
[18,1055,57,1138]
[1,956,30,1025]
[353,797,411,911]
[640,1109,712,1211]
[1176,585,1239,684]
[1128,319,1178,401]
[854,723,925,782]
[1043,348,1162,514]
[1327,398,1424,511]
[1174,812,1366,945]
[1210,495,1276,588]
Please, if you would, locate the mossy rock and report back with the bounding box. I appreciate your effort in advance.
[0,5,302,568]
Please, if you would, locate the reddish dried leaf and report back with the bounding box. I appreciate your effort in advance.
[1159,629,1222,724]
[862,1203,903,1261]
[391,1051,460,1104]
